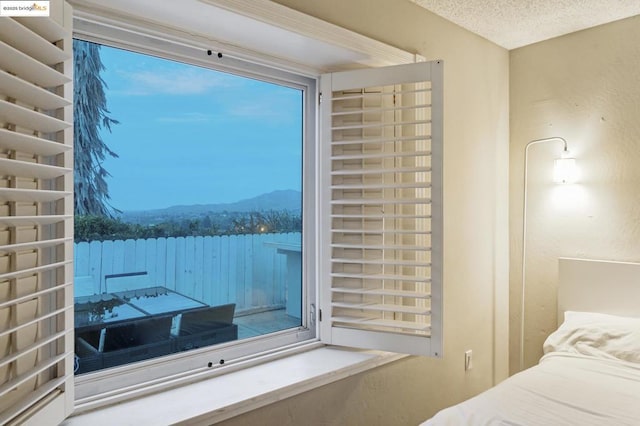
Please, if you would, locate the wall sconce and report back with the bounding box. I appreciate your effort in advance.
[553,149,577,184]
[520,136,577,371]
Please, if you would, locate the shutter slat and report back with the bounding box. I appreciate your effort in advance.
[332,134,431,146]
[0,281,71,310]
[0,353,68,398]
[0,188,70,203]
[332,316,431,332]
[0,158,71,180]
[0,100,71,133]
[0,69,71,110]
[0,260,71,281]
[331,119,431,131]
[331,272,431,283]
[332,229,431,235]
[332,286,430,298]
[331,182,431,190]
[0,377,66,426]
[0,331,67,370]
[332,103,431,116]
[0,128,71,156]
[331,213,431,219]
[331,151,431,161]
[0,305,70,340]
[332,302,431,315]
[332,258,431,267]
[0,237,71,254]
[331,243,431,251]
[15,17,69,42]
[331,198,431,205]
[0,41,70,88]
[331,87,431,101]
[332,166,431,175]
[0,215,71,227]
[0,19,70,65]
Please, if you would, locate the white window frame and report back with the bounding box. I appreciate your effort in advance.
[71,18,320,409]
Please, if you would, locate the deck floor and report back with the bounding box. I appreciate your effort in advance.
[234,309,301,339]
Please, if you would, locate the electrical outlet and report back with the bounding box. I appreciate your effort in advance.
[465,350,473,371]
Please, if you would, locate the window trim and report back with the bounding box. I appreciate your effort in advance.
[66,347,405,425]
[66,0,425,415]
[71,17,319,408]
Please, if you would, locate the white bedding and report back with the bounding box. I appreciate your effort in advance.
[423,353,640,425]
[423,311,640,426]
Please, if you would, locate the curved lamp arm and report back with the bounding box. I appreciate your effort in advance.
[520,136,569,371]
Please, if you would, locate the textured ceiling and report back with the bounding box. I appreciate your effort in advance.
[410,0,640,49]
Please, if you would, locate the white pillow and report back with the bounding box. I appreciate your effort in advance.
[543,311,640,363]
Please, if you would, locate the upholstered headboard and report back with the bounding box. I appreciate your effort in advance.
[558,258,640,326]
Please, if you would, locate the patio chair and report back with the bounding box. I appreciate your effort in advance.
[75,315,174,373]
[173,303,238,351]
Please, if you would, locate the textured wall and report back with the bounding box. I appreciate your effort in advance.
[510,15,640,373]
[219,0,510,424]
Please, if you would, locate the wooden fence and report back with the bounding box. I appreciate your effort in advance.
[74,232,301,313]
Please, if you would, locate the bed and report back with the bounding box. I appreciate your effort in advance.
[423,258,640,426]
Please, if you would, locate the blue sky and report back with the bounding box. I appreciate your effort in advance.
[96,44,303,212]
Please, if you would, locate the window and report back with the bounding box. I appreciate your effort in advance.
[0,1,443,423]
[71,24,319,406]
[72,39,307,375]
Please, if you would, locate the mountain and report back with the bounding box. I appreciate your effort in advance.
[120,189,301,222]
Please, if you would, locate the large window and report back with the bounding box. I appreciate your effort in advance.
[0,1,443,422]
[72,40,309,375]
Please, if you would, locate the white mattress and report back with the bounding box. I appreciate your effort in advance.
[423,353,640,426]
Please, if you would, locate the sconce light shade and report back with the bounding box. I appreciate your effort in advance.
[553,154,576,184]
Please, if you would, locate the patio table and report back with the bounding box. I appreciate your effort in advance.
[74,286,207,330]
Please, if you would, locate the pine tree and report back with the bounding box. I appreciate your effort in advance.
[73,39,119,217]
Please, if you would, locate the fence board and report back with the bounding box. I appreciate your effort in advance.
[135,239,147,276]
[89,240,102,293]
[156,238,167,287]
[145,238,158,286]
[75,241,89,276]
[228,235,238,305]
[100,240,114,292]
[217,235,229,305]
[194,236,204,301]
[165,237,177,291]
[175,237,187,296]
[252,234,267,306]
[213,235,223,306]
[239,235,248,308]
[73,233,300,312]
[123,239,137,272]
[202,237,213,306]
[112,240,126,275]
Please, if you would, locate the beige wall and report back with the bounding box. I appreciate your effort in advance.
[220,1,510,424]
[510,15,640,373]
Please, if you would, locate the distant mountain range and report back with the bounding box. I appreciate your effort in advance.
[121,189,301,222]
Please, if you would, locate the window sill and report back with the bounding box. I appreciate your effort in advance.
[63,345,405,425]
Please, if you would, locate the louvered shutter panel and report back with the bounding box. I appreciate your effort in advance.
[319,61,443,357]
[0,2,75,424]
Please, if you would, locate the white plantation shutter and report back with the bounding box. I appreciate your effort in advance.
[319,61,443,357]
[0,1,75,424]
